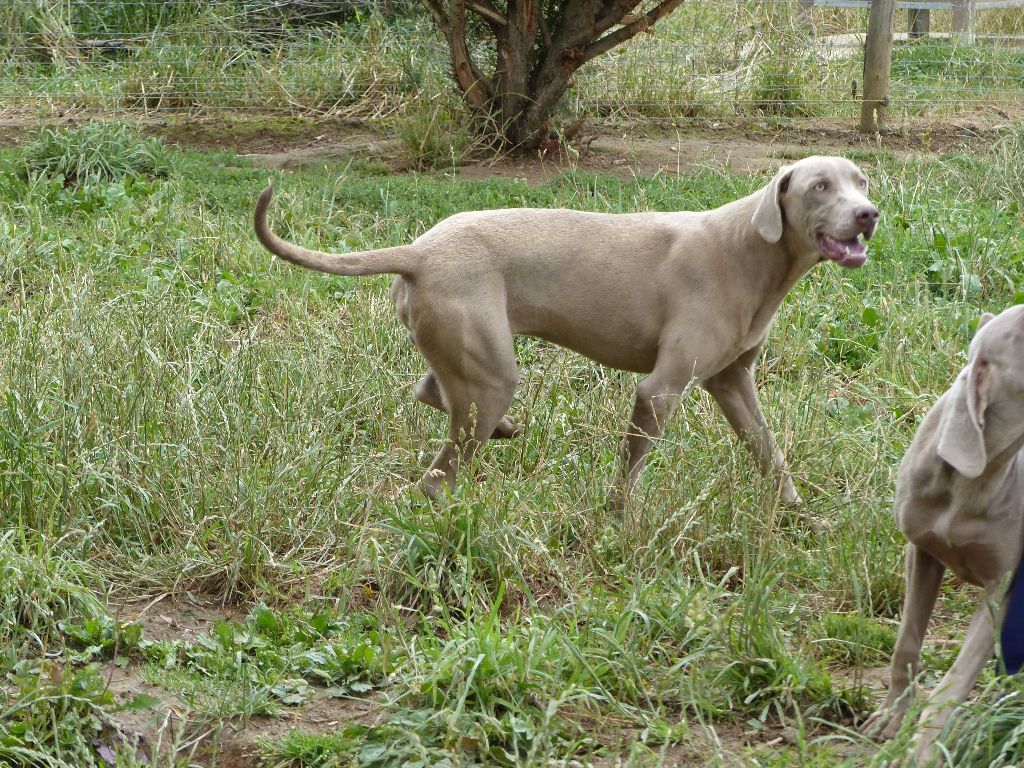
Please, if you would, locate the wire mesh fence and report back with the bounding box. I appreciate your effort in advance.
[1,0,1022,125]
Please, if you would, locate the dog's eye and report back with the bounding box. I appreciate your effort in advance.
[814,181,828,192]
[859,178,868,189]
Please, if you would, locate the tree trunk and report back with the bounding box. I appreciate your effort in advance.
[495,0,541,145]
[424,0,688,150]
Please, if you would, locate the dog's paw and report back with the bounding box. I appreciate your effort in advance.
[779,503,832,535]
[605,484,631,515]
[860,708,903,742]
[781,491,804,507]
[779,475,804,505]
[417,469,447,500]
[801,512,834,534]
[779,486,832,533]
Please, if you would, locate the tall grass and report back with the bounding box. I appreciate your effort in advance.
[1,121,1024,764]
[0,2,1022,124]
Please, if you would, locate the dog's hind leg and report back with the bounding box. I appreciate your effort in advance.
[416,312,520,498]
[415,371,522,439]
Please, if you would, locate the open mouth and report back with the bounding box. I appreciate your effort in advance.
[816,232,868,268]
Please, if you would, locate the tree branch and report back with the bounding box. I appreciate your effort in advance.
[545,0,603,50]
[467,0,507,28]
[580,0,686,66]
[537,0,552,48]
[592,0,644,38]
[432,0,495,108]
[422,0,449,29]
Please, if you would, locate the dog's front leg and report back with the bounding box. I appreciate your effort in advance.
[611,369,690,511]
[863,543,945,741]
[702,353,800,505]
[909,585,1002,763]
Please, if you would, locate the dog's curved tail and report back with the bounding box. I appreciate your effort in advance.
[254,187,416,277]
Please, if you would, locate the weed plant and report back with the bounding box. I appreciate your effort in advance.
[17,122,174,185]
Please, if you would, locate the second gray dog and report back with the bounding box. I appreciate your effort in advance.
[864,305,1024,763]
[254,156,878,503]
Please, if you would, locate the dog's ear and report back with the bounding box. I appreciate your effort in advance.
[978,312,995,330]
[937,359,992,478]
[752,165,793,243]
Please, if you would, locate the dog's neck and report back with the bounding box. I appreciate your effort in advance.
[953,449,1023,515]
[714,192,809,279]
[709,194,817,341]
[914,400,1024,518]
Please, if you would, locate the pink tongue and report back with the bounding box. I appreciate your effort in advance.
[819,234,867,267]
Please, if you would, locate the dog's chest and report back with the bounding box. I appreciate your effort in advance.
[737,276,796,354]
[903,489,1024,587]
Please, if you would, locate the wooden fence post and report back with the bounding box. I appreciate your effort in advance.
[860,0,896,133]
[908,8,930,37]
[952,0,975,42]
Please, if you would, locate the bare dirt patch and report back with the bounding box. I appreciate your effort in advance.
[585,715,871,767]
[198,691,382,768]
[1,113,1009,183]
[453,116,1008,184]
[100,660,383,768]
[113,594,242,644]
[99,596,384,768]
[197,115,1004,182]
[584,719,758,767]
[154,116,410,173]
[152,114,1009,183]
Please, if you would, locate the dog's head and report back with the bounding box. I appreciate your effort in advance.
[938,305,1024,478]
[752,156,879,269]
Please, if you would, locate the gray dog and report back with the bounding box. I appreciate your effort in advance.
[864,305,1024,762]
[253,156,878,503]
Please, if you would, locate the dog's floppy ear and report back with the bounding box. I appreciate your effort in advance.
[752,165,793,243]
[937,359,992,478]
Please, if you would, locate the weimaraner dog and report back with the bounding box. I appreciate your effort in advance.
[253,156,878,503]
[864,305,1024,762]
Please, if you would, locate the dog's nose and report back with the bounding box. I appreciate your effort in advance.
[855,205,880,228]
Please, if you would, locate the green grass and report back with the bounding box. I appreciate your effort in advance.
[3,120,1024,765]
[261,728,366,768]
[890,38,1024,115]
[17,121,175,186]
[137,605,384,720]
[0,3,1022,131]
[944,678,1024,767]
[2,662,127,767]
[812,613,896,666]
